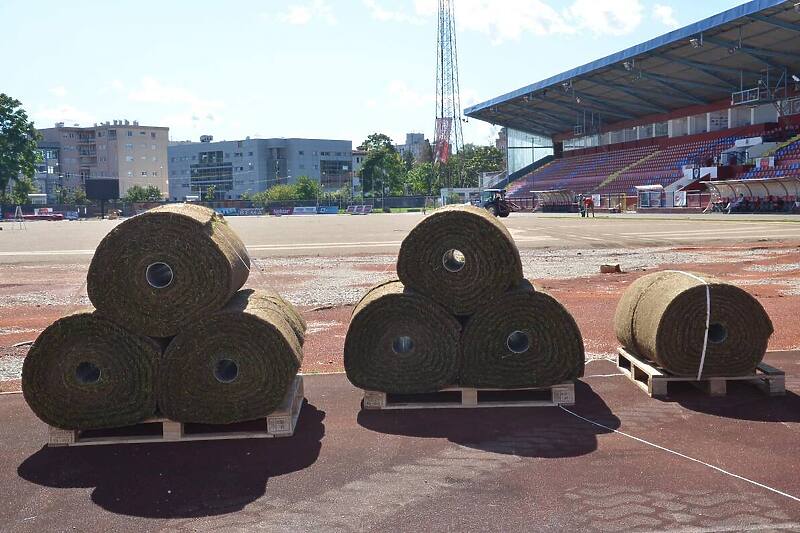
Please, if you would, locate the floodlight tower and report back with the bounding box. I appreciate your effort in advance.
[434,0,464,187]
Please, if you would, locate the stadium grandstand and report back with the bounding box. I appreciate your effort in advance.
[465,0,800,213]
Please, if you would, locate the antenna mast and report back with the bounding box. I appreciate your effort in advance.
[434,0,464,186]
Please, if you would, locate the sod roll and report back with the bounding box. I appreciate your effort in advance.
[158,289,302,424]
[22,312,159,430]
[344,280,461,394]
[87,203,250,338]
[396,204,523,316]
[249,287,307,345]
[614,271,773,377]
[460,281,585,388]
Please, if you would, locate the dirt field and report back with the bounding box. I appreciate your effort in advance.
[1,213,799,531]
[2,215,799,389]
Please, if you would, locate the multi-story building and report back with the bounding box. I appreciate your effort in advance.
[37,120,170,197]
[167,137,352,200]
[395,132,428,161]
[33,142,61,201]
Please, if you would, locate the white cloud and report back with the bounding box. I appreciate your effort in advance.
[127,76,223,113]
[386,80,434,109]
[653,3,679,29]
[363,0,425,24]
[49,86,67,98]
[33,104,95,127]
[565,0,643,37]
[266,0,337,25]
[373,0,644,43]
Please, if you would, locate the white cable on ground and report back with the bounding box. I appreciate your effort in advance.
[664,270,710,380]
[559,405,800,503]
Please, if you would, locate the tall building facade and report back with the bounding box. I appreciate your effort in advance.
[37,120,170,197]
[395,132,428,161]
[167,137,352,200]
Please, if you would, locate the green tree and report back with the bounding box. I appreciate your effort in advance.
[359,133,395,152]
[124,184,163,203]
[294,176,322,201]
[204,185,216,201]
[406,162,438,195]
[402,150,415,172]
[448,144,505,188]
[0,94,40,197]
[359,148,405,196]
[252,184,300,205]
[70,187,88,205]
[7,176,37,204]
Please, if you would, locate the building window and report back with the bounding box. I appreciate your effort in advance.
[152,171,158,176]
[125,143,133,150]
[126,156,134,162]
[127,171,133,177]
[151,132,156,139]
[151,144,156,150]
[127,131,133,137]
[141,171,148,176]
[248,151,253,156]
[298,150,304,155]
[108,130,117,140]
[140,131,146,135]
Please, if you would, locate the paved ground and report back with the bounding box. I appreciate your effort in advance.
[1,212,799,263]
[1,211,799,531]
[1,354,798,532]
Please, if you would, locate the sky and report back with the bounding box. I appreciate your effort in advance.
[1,0,747,147]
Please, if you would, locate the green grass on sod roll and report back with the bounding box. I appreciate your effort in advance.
[158,289,303,425]
[460,280,585,389]
[344,280,461,394]
[22,312,160,430]
[87,203,251,338]
[396,204,523,316]
[614,271,774,377]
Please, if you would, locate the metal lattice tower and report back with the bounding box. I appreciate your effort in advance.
[434,0,463,183]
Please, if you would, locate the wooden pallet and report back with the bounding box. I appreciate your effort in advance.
[362,381,575,410]
[48,376,304,447]
[616,347,785,398]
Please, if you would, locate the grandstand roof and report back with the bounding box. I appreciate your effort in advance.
[464,0,800,139]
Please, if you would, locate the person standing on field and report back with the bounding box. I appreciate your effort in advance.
[584,196,595,218]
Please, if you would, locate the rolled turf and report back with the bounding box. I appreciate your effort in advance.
[22,312,160,430]
[87,203,250,338]
[344,280,462,394]
[460,280,585,388]
[614,270,773,377]
[396,204,523,316]
[158,289,303,424]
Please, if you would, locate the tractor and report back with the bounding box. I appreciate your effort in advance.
[481,189,519,217]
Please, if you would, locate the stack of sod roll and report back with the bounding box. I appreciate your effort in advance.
[614,270,773,377]
[22,204,305,430]
[344,204,584,394]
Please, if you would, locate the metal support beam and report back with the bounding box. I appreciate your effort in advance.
[703,37,792,70]
[748,14,800,34]
[546,92,636,120]
[628,75,708,105]
[659,57,742,89]
[662,55,762,78]
[504,103,574,129]
[586,79,669,113]
[632,69,732,92]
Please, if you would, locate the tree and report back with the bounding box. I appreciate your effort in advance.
[5,176,37,205]
[359,148,405,196]
[204,185,216,201]
[265,184,298,202]
[54,186,88,205]
[406,163,438,196]
[359,133,395,153]
[124,184,163,203]
[402,150,416,172]
[294,176,322,201]
[0,94,40,197]
[453,144,505,188]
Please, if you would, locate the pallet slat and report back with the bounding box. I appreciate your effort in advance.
[362,382,575,410]
[48,376,304,447]
[616,347,785,398]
